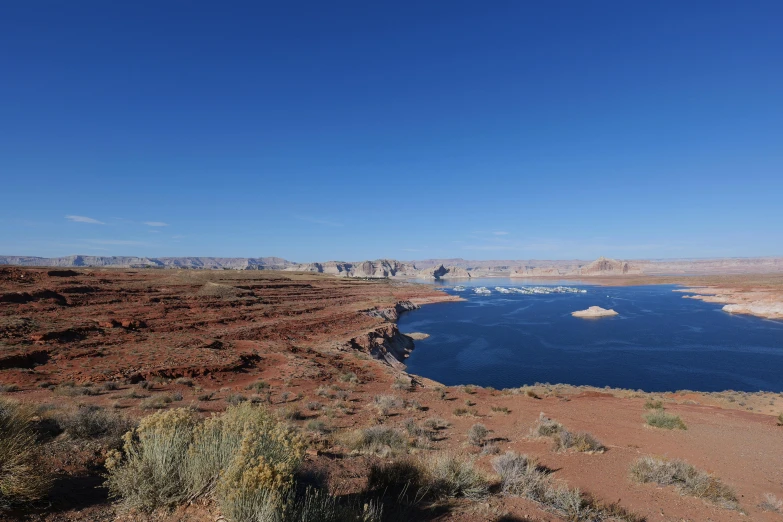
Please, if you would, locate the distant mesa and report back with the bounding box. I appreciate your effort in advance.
[571,306,619,318]
[2,255,783,279]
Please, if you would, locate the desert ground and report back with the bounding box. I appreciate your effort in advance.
[1,267,782,521]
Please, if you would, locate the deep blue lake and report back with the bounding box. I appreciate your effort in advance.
[398,279,783,392]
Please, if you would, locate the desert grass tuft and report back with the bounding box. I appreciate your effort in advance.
[0,399,52,510]
[630,456,738,509]
[494,451,641,521]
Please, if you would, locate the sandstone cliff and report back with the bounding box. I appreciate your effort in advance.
[576,256,641,276]
[416,265,472,280]
[284,259,416,278]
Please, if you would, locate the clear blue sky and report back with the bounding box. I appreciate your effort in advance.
[1,1,781,262]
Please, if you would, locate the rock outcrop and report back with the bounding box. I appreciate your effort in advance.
[577,257,640,276]
[416,265,472,280]
[348,323,415,369]
[571,306,619,318]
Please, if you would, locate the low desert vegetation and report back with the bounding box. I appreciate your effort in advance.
[533,413,605,453]
[493,452,641,521]
[368,454,489,502]
[0,399,52,510]
[777,412,783,426]
[0,383,20,393]
[344,425,408,456]
[490,405,510,414]
[339,371,359,383]
[644,399,664,410]
[630,456,738,509]
[373,394,402,416]
[467,423,488,446]
[423,417,449,431]
[392,376,413,391]
[105,403,351,521]
[760,493,783,513]
[57,404,135,442]
[644,409,687,430]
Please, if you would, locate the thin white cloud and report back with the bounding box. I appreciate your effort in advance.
[144,221,169,227]
[293,214,343,227]
[493,231,509,236]
[66,215,105,224]
[86,239,148,246]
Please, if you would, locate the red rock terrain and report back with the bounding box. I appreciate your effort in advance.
[1,267,782,522]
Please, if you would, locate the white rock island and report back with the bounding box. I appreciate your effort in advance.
[571,306,618,318]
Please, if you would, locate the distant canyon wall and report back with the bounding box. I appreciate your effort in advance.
[2,255,782,279]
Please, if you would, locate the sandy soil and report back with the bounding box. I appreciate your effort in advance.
[1,267,782,521]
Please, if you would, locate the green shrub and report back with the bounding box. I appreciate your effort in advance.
[644,399,664,410]
[630,456,738,509]
[644,410,687,430]
[0,399,52,510]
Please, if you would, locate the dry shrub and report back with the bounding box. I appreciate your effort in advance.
[106,403,307,517]
[553,430,605,453]
[58,404,135,443]
[392,377,413,391]
[760,493,783,513]
[533,412,563,437]
[644,399,664,410]
[630,456,738,509]
[493,452,641,521]
[644,410,687,430]
[467,423,488,446]
[368,454,488,501]
[373,395,402,416]
[197,282,241,298]
[105,408,197,511]
[344,425,408,456]
[0,399,52,510]
[423,417,449,431]
[426,453,489,500]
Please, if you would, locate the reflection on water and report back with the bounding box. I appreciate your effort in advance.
[399,279,783,392]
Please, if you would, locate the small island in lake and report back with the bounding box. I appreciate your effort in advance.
[572,306,619,318]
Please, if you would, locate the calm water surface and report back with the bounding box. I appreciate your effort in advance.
[398,279,783,392]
